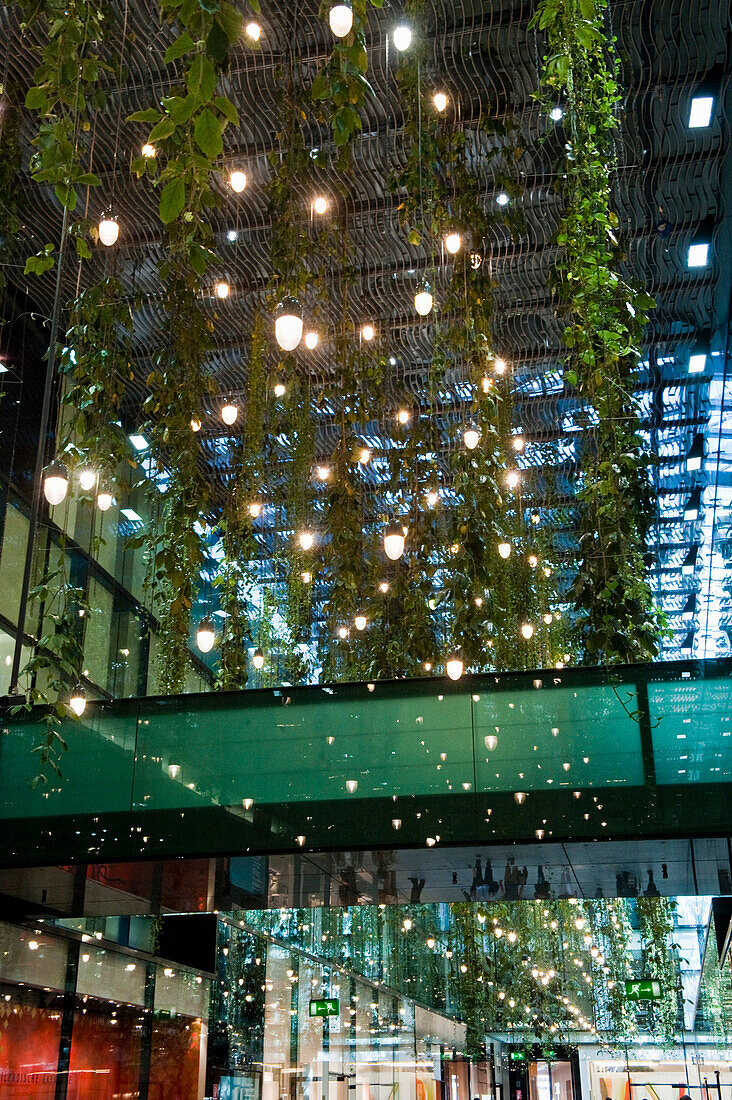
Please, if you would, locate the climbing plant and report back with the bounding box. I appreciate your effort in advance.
[531,0,663,663]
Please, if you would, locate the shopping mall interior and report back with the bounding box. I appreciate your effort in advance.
[0,0,731,1094]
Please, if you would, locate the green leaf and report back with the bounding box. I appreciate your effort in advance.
[216,2,244,45]
[214,95,239,125]
[193,108,223,157]
[206,18,229,63]
[25,85,47,110]
[159,177,186,223]
[164,31,196,63]
[127,107,162,123]
[148,116,176,143]
[187,53,218,103]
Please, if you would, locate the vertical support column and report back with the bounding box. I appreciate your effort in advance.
[635,678,657,789]
[137,961,157,1100]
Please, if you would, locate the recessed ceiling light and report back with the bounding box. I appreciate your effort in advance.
[128,434,148,450]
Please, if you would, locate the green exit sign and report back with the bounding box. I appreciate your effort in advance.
[625,979,662,1001]
[509,1052,526,1063]
[309,998,339,1018]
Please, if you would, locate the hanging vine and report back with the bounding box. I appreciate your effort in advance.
[531,0,663,663]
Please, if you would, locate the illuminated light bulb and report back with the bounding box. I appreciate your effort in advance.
[563,762,571,772]
[521,622,534,640]
[361,323,375,341]
[346,779,358,793]
[426,836,436,846]
[528,554,538,568]
[229,170,247,193]
[426,937,436,948]
[446,656,463,680]
[403,918,413,931]
[426,490,438,506]
[43,461,69,505]
[433,91,448,112]
[299,531,314,551]
[512,435,525,451]
[474,596,483,607]
[69,687,86,717]
[531,512,540,524]
[338,626,348,640]
[392,23,412,50]
[245,21,261,40]
[78,466,96,492]
[506,470,519,489]
[221,403,238,425]
[543,613,553,625]
[550,106,563,121]
[392,818,402,830]
[359,447,371,464]
[296,835,306,847]
[514,791,527,805]
[304,330,319,350]
[215,281,230,299]
[190,418,202,432]
[498,542,511,559]
[317,465,330,480]
[329,3,353,37]
[313,195,329,214]
[274,382,286,397]
[544,566,552,577]
[445,231,461,253]
[481,376,491,392]
[274,297,303,351]
[424,661,432,671]
[168,765,181,779]
[96,490,113,512]
[383,525,405,560]
[493,357,506,374]
[196,618,215,653]
[98,215,119,246]
[495,191,509,206]
[414,284,433,316]
[379,582,390,593]
[301,571,312,583]
[463,426,480,450]
[354,614,367,631]
[485,735,498,751]
[248,502,262,519]
[397,408,410,424]
[141,143,156,158]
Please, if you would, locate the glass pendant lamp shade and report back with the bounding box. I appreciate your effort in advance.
[98,215,119,246]
[96,489,114,511]
[497,542,511,559]
[78,466,97,492]
[354,614,367,631]
[229,169,247,192]
[414,283,433,316]
[463,425,480,450]
[275,297,303,351]
[433,92,448,112]
[69,686,86,717]
[446,656,464,680]
[445,231,462,254]
[221,402,238,425]
[196,617,216,653]
[299,531,314,551]
[329,3,353,37]
[392,24,412,50]
[252,647,265,669]
[383,524,406,560]
[43,461,69,505]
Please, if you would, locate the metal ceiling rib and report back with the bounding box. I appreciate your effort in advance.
[0,0,730,657]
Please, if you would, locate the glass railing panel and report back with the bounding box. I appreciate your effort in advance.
[472,676,645,793]
[648,674,732,784]
[130,684,475,812]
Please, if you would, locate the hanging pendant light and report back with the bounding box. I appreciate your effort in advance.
[361,323,375,341]
[221,401,238,426]
[392,23,412,50]
[78,466,97,492]
[433,92,448,112]
[196,617,216,653]
[463,425,480,450]
[98,214,119,247]
[229,169,247,192]
[446,656,464,680]
[215,281,230,299]
[43,461,69,505]
[190,418,202,432]
[252,647,265,670]
[521,622,534,640]
[304,330,319,350]
[248,502,262,518]
[414,281,433,316]
[445,231,462,254]
[354,614,367,631]
[68,685,86,717]
[383,523,406,561]
[485,735,498,751]
[329,2,353,37]
[299,531,314,551]
[96,489,114,511]
[274,297,303,351]
[497,542,512,559]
